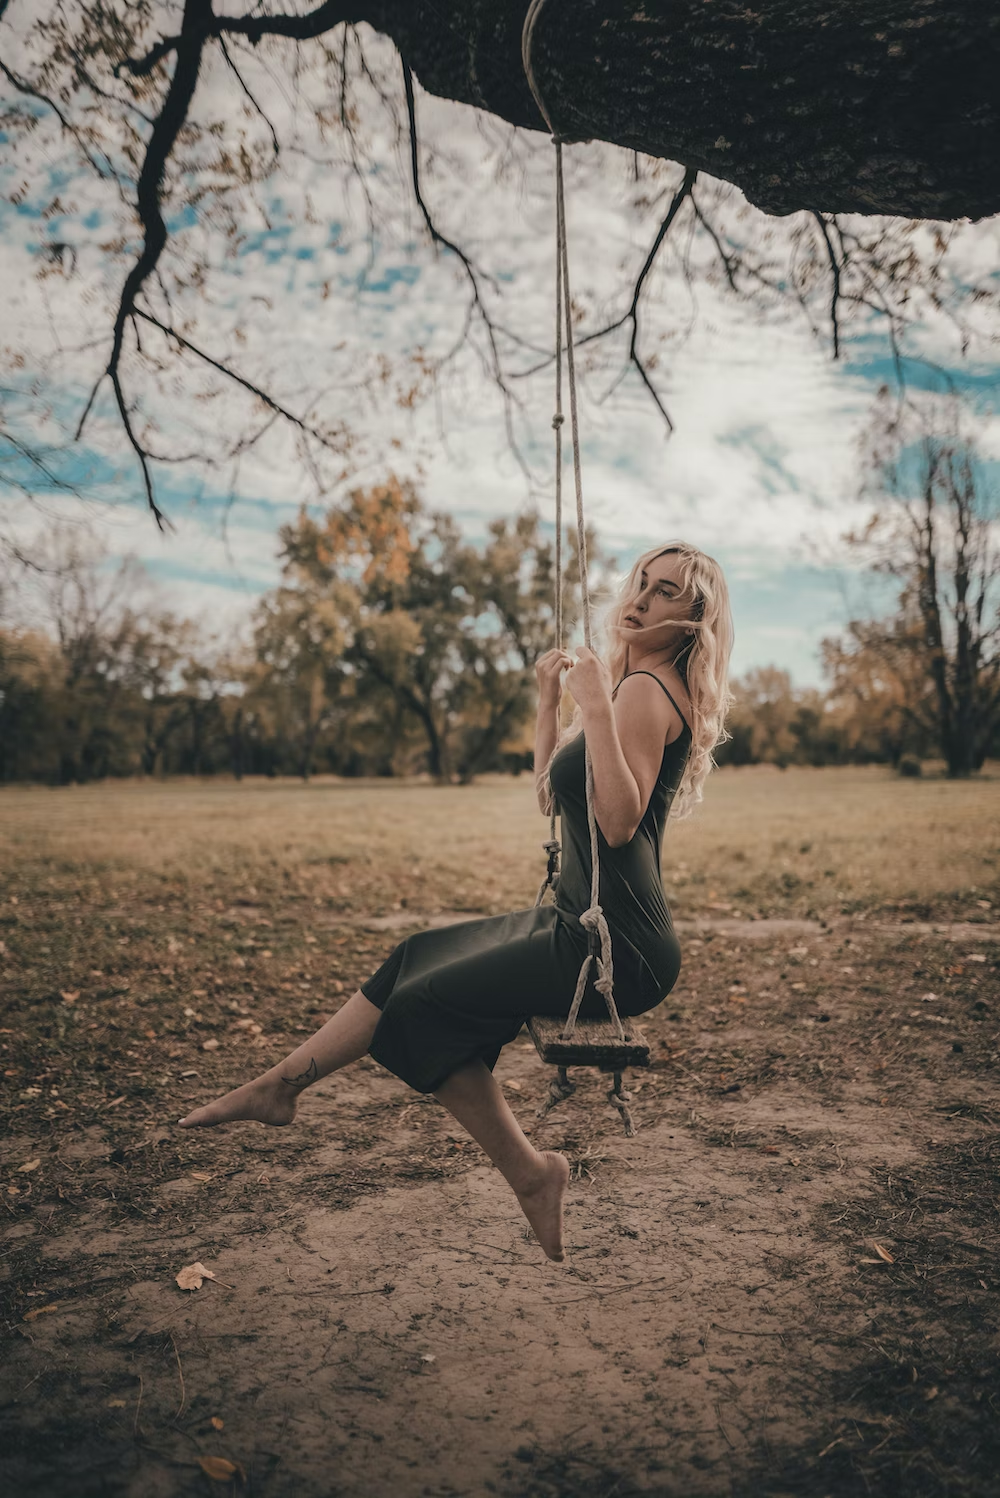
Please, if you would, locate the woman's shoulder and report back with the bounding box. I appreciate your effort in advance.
[614,670,692,733]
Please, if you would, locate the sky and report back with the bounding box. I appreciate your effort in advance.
[2,12,999,685]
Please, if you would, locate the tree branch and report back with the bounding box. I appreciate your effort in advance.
[132,309,346,453]
[402,58,530,478]
[217,36,280,157]
[0,58,117,182]
[514,167,696,433]
[120,2,361,78]
[81,0,216,521]
[108,341,168,532]
[811,211,842,360]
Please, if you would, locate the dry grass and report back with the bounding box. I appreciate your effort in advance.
[2,764,997,919]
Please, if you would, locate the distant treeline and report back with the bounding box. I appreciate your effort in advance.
[2,462,997,784]
[2,483,592,785]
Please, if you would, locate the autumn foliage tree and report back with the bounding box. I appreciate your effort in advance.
[273,478,600,781]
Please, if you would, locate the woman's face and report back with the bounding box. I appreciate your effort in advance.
[620,553,692,640]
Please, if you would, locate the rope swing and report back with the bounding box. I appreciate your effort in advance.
[523,0,625,1045]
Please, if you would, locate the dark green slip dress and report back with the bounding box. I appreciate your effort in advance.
[362,673,691,1093]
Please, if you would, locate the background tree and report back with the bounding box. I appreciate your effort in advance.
[719,666,843,770]
[247,571,354,781]
[821,613,937,767]
[829,390,1000,778]
[275,480,604,782]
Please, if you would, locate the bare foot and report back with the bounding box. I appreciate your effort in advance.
[179,1074,298,1129]
[515,1151,570,1262]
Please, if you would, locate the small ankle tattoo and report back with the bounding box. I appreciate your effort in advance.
[280,1057,318,1089]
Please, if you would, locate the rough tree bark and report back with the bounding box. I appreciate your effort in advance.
[357,0,999,220]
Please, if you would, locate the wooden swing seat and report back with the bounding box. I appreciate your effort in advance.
[527,1015,650,1071]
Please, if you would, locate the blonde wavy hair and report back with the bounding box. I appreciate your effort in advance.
[541,541,734,820]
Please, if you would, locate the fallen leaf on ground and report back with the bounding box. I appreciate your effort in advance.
[60,990,80,1003]
[176,1262,217,1291]
[190,1172,212,1183]
[106,1397,127,1408]
[210,1416,224,1430]
[23,1303,60,1321]
[874,1243,895,1263]
[198,1456,244,1482]
[202,1038,220,1052]
[18,1158,40,1173]
[420,1354,436,1363]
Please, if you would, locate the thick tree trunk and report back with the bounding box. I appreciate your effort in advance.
[371,0,1000,220]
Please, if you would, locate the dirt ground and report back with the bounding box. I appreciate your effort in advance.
[2,777,999,1496]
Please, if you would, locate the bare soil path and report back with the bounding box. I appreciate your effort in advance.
[4,906,999,1497]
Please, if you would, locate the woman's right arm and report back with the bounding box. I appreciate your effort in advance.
[533,649,571,814]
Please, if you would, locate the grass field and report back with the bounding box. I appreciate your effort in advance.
[2,764,998,921]
[2,768,999,1498]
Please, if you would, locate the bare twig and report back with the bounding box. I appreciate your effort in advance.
[689,191,740,293]
[108,357,169,531]
[133,1370,144,1438]
[401,59,530,478]
[0,59,116,180]
[515,167,696,433]
[120,1,357,78]
[812,211,842,359]
[218,36,280,158]
[170,1333,186,1419]
[132,309,343,453]
[81,0,216,522]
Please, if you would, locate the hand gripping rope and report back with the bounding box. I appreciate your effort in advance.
[523,0,625,1047]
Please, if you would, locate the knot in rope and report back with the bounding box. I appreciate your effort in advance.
[580,903,621,1012]
[534,838,562,907]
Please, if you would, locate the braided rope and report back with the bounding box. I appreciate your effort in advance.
[534,137,565,911]
[523,0,624,1042]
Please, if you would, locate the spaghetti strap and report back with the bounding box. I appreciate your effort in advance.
[614,670,692,735]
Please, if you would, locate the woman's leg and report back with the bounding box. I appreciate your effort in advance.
[179,990,381,1129]
[435,1061,569,1262]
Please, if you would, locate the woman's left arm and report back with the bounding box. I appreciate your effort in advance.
[565,650,673,848]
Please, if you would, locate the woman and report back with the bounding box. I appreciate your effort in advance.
[180,542,733,1263]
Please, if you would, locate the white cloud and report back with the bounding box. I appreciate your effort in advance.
[2,19,998,686]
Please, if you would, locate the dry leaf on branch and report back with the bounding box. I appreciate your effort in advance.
[176,1262,217,1291]
[198,1455,244,1482]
